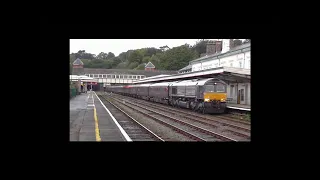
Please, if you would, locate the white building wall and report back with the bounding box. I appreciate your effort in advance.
[244,51,251,69]
[226,82,250,105]
[191,50,251,71]
[192,63,202,71]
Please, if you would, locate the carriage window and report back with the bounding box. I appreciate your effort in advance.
[172,87,177,94]
[216,84,226,92]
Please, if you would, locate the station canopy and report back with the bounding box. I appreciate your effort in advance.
[132,66,250,84]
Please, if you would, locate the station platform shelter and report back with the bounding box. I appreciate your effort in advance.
[132,66,251,111]
[70,75,99,92]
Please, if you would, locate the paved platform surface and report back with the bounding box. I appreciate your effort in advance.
[226,103,251,111]
[70,91,127,141]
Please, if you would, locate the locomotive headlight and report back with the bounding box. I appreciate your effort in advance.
[204,98,210,102]
[221,98,225,102]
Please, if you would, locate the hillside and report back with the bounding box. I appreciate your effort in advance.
[70,39,249,72]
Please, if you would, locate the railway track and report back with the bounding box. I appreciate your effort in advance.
[109,94,249,141]
[110,93,251,133]
[106,94,238,142]
[97,93,164,141]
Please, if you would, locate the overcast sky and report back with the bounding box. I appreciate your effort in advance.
[69,39,225,56]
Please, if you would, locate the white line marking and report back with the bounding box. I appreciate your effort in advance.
[227,106,251,111]
[93,91,132,142]
[87,104,95,106]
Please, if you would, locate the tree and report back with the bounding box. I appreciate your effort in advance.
[191,39,214,57]
[115,62,128,69]
[107,52,115,59]
[142,56,151,63]
[134,63,146,70]
[128,50,143,64]
[150,54,162,69]
[144,47,161,57]
[160,45,198,70]
[96,52,108,60]
[118,52,127,62]
[109,57,122,68]
[70,54,76,63]
[128,62,139,69]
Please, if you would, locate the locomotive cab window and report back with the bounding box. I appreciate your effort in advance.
[216,84,226,92]
[205,85,215,92]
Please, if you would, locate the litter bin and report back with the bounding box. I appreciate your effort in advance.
[71,88,77,98]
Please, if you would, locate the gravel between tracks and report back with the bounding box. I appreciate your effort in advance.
[106,95,196,141]
[113,93,251,128]
[119,97,250,141]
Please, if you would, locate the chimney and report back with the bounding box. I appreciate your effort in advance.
[229,39,234,49]
[215,41,222,53]
[206,42,216,55]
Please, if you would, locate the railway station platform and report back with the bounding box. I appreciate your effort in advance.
[70,91,130,141]
[226,103,250,111]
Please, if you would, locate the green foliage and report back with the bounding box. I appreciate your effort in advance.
[160,45,198,70]
[128,50,143,64]
[96,52,108,60]
[191,39,213,57]
[134,63,146,70]
[115,61,128,69]
[107,52,115,59]
[128,62,139,69]
[71,40,205,70]
[142,56,151,63]
[118,52,127,62]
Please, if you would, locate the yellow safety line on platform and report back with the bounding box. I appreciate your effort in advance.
[94,105,101,141]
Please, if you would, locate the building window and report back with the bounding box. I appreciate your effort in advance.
[241,89,244,101]
[102,74,106,78]
[129,75,132,79]
[239,61,242,68]
[107,75,111,78]
[133,76,136,79]
[230,86,234,97]
[124,75,127,79]
[94,74,98,78]
[111,75,115,78]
